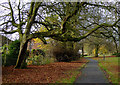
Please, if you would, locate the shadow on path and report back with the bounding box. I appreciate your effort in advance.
[74,58,111,85]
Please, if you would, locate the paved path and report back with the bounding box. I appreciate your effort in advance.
[74,58,110,85]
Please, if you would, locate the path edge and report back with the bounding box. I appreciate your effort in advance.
[97,63,113,85]
[73,59,89,83]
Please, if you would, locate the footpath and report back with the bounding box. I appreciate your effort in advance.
[74,58,111,85]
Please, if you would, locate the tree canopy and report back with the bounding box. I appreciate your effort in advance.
[0,1,119,68]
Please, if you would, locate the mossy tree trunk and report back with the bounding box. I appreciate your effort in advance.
[15,39,28,69]
[81,44,84,57]
[95,44,99,57]
[113,37,119,53]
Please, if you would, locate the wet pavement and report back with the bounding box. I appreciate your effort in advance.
[74,58,110,85]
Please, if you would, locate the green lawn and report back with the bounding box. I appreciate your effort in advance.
[84,55,93,57]
[92,57,120,85]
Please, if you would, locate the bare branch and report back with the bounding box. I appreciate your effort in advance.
[34,21,58,31]
[85,2,115,10]
[0,4,10,9]
[18,0,21,23]
[8,0,18,27]
[53,19,120,42]
[0,21,12,26]
[29,1,35,17]
[0,29,18,34]
[25,2,42,35]
[112,27,119,35]
[61,2,85,33]
[0,13,11,18]
[28,18,120,43]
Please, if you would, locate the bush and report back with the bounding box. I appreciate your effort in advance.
[27,49,51,65]
[4,40,20,66]
[31,49,45,57]
[112,53,120,57]
[27,55,54,65]
[53,47,80,62]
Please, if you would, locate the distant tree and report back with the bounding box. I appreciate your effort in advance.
[52,40,80,62]
[85,33,116,57]
[1,44,9,66]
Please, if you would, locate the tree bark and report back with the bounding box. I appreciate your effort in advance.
[95,45,99,57]
[81,44,84,57]
[112,37,119,53]
[14,41,28,69]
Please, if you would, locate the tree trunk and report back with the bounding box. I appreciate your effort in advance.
[95,45,99,57]
[81,44,84,57]
[113,37,118,53]
[14,41,28,69]
[70,41,74,50]
[114,38,119,53]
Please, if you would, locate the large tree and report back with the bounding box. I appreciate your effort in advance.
[0,1,119,68]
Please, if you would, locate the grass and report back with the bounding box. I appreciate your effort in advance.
[55,63,87,83]
[55,71,79,83]
[92,57,120,85]
[84,56,92,57]
[84,54,112,57]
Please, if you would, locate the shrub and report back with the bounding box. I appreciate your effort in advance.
[27,49,47,65]
[116,53,120,57]
[112,53,120,57]
[27,55,54,65]
[5,40,20,66]
[53,47,80,62]
[31,49,45,57]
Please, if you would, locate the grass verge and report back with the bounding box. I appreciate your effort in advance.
[55,60,89,83]
[92,57,120,85]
